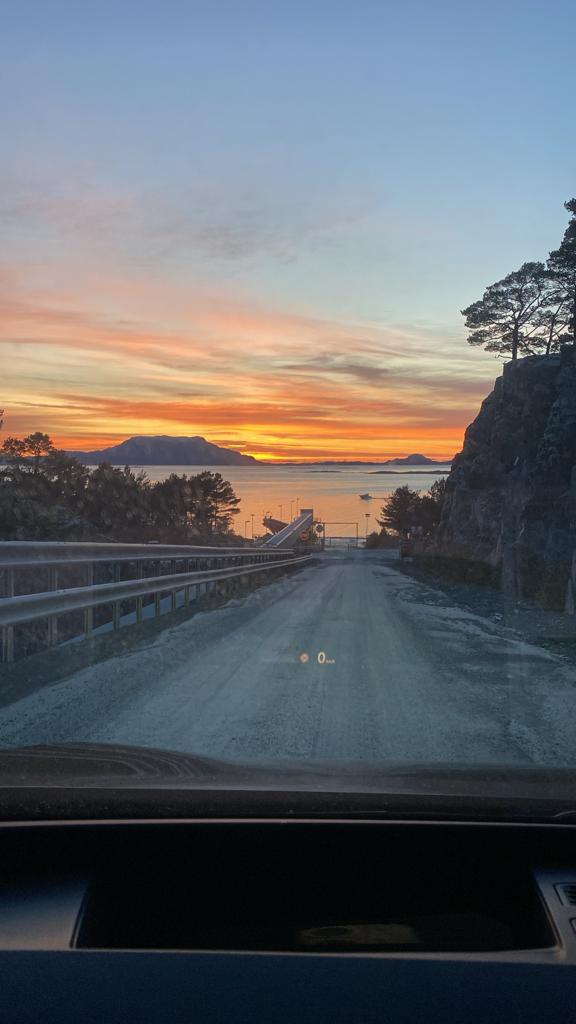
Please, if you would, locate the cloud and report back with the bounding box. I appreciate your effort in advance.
[0,177,378,266]
[1,262,494,460]
[282,356,391,384]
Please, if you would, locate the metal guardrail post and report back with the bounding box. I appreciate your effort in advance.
[84,564,94,636]
[47,568,59,648]
[136,561,143,623]
[154,561,161,617]
[170,560,177,611]
[1,567,15,663]
[184,559,193,605]
[112,564,121,630]
[1,626,14,664]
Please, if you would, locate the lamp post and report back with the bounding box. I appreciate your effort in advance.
[365,513,371,539]
[251,513,255,539]
[290,499,294,520]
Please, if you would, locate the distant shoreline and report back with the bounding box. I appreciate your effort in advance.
[75,461,452,471]
[77,461,452,471]
[369,469,451,475]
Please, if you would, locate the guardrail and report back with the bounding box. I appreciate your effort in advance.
[0,542,311,664]
[0,540,289,569]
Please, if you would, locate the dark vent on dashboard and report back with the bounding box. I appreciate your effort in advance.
[556,884,576,906]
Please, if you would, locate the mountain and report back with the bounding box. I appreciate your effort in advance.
[382,453,450,466]
[66,435,258,466]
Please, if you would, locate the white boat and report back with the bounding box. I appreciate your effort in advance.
[359,493,373,500]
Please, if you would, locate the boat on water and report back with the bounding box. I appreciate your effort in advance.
[359,493,373,500]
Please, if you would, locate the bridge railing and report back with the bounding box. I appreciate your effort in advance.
[0,542,310,664]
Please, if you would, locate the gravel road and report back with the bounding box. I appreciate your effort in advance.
[1,550,576,765]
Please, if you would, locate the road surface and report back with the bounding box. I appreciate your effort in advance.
[1,550,576,764]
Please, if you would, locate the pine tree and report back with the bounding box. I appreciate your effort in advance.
[377,486,419,536]
[462,262,550,360]
[547,199,576,347]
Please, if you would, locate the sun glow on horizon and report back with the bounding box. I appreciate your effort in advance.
[1,268,493,464]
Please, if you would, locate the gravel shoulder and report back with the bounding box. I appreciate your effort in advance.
[394,556,576,650]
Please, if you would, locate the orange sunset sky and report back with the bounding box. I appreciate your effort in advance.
[1,265,496,462]
[9,4,567,463]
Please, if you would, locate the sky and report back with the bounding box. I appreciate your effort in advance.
[1,0,575,461]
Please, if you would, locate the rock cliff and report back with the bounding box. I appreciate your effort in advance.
[423,347,576,611]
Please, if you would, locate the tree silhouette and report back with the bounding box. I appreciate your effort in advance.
[534,290,570,354]
[1,431,54,473]
[377,480,446,538]
[190,471,241,537]
[82,464,151,535]
[548,198,576,347]
[0,432,244,543]
[150,473,195,532]
[377,486,419,536]
[462,262,550,360]
[414,478,446,533]
[42,452,89,506]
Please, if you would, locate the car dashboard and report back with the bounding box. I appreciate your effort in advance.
[1,808,576,1022]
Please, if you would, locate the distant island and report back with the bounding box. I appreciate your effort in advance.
[66,435,258,466]
[381,453,450,466]
[369,470,451,475]
[62,439,451,468]
[280,453,452,467]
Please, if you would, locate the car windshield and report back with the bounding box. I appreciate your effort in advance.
[1,1,576,797]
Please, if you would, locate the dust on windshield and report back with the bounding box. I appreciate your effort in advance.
[1,2,576,773]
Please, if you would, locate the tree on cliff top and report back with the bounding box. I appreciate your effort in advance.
[548,198,576,347]
[461,262,552,360]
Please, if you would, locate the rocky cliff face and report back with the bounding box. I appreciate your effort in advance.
[424,347,576,611]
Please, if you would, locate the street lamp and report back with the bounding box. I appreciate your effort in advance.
[365,513,371,539]
[250,513,255,538]
[290,499,294,520]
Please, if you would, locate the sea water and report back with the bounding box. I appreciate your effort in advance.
[98,463,451,541]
